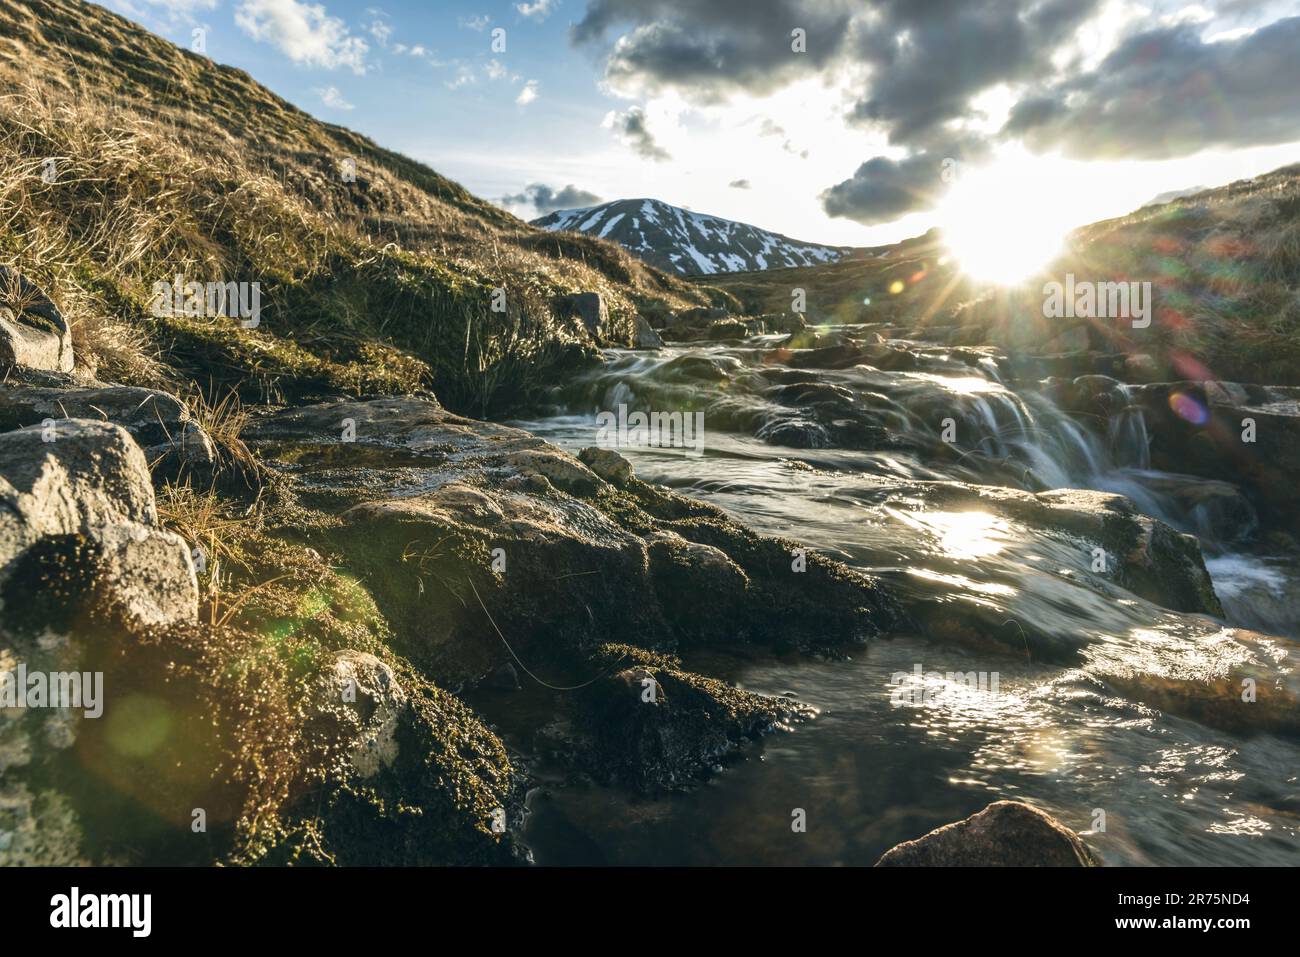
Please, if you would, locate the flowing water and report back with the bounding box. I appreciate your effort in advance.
[493,326,1300,866]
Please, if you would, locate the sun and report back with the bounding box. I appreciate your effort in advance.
[938,154,1071,286]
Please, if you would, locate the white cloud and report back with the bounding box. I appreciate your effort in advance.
[367,19,392,46]
[458,15,490,31]
[315,85,354,109]
[516,0,555,21]
[516,80,539,106]
[235,0,369,74]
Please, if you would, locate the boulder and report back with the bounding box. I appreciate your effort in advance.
[0,384,217,482]
[576,653,808,793]
[0,269,73,373]
[578,446,634,487]
[876,800,1098,866]
[1134,380,1300,533]
[634,316,664,349]
[0,419,198,632]
[558,292,611,342]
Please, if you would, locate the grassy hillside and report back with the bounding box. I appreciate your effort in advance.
[695,229,973,329]
[0,0,720,414]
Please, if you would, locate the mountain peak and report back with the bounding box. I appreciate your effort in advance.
[531,198,851,276]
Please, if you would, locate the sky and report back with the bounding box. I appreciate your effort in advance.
[103,0,1300,260]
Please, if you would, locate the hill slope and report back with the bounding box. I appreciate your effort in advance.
[0,0,721,414]
[533,198,851,276]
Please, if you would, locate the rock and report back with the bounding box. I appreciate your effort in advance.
[634,316,664,349]
[327,650,407,778]
[248,397,902,686]
[558,292,610,342]
[705,318,750,340]
[0,269,73,373]
[1087,626,1300,736]
[504,448,600,495]
[645,531,750,644]
[762,313,807,335]
[1122,352,1162,382]
[1134,380,1300,533]
[876,800,1098,866]
[578,446,634,487]
[481,661,521,691]
[0,384,217,483]
[577,653,808,793]
[0,420,198,632]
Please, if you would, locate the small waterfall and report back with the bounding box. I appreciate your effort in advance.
[1107,384,1151,470]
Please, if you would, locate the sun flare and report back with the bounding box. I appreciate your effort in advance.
[938,154,1073,286]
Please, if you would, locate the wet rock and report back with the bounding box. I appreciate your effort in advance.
[1134,380,1300,533]
[481,661,521,691]
[705,318,751,340]
[1087,626,1300,736]
[785,343,869,370]
[0,268,73,373]
[763,313,807,335]
[1136,473,1257,546]
[249,396,902,684]
[576,649,808,793]
[1015,487,1223,616]
[578,446,634,487]
[645,531,750,645]
[875,800,1098,866]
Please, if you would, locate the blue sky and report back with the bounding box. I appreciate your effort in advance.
[103,1,1300,256]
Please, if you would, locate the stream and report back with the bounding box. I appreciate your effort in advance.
[489,325,1300,866]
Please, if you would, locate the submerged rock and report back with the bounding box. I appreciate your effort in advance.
[875,800,1098,867]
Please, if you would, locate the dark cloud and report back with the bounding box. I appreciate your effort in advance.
[1004,17,1300,159]
[607,106,672,161]
[729,178,751,189]
[503,183,604,214]
[573,0,854,100]
[820,136,989,224]
[846,0,1101,147]
[571,2,1300,226]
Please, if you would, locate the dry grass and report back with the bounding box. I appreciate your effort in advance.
[0,0,714,412]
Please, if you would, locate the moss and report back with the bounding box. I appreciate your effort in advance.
[255,669,519,866]
[574,644,806,793]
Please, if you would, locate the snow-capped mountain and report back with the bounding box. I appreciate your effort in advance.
[531,198,852,276]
